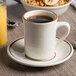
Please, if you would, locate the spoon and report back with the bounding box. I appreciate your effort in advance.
[7,18,20,27]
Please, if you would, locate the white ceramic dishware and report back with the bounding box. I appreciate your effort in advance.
[7,37,74,67]
[23,10,70,61]
[21,0,72,16]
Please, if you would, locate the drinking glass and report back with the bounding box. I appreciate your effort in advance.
[0,0,7,47]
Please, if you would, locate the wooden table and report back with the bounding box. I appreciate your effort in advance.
[0,4,76,76]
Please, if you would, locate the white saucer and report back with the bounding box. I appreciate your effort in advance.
[7,37,74,67]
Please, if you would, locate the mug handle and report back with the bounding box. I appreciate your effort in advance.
[56,22,70,44]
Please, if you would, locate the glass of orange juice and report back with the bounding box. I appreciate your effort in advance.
[0,0,7,47]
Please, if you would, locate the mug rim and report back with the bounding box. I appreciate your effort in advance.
[23,10,58,24]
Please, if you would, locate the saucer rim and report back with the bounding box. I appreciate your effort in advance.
[7,37,74,67]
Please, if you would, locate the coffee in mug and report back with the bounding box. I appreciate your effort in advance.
[27,15,54,23]
[23,10,70,61]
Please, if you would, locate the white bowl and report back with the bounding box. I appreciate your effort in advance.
[21,0,72,16]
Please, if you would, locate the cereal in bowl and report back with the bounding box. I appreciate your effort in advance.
[24,0,69,7]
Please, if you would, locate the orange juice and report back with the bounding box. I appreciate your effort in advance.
[0,4,7,46]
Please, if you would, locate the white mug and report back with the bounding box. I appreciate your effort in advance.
[23,10,70,61]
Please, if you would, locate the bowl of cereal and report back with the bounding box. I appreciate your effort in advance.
[21,0,72,16]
